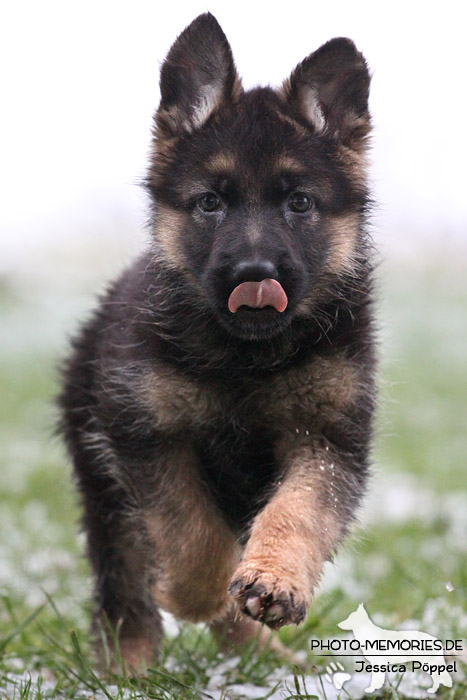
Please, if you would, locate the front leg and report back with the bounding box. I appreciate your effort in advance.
[230,441,365,628]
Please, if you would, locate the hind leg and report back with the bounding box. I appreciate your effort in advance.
[82,489,163,673]
[68,428,163,673]
[210,607,295,661]
[89,520,163,674]
[70,419,240,669]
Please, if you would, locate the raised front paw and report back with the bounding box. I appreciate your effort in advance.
[228,567,308,629]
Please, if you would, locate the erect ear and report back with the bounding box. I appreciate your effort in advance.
[155,13,241,137]
[281,38,371,149]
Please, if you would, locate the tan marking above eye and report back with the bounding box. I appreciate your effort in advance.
[275,155,308,174]
[206,152,236,173]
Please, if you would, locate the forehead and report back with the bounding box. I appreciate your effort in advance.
[205,151,308,178]
[200,90,313,169]
[174,90,339,193]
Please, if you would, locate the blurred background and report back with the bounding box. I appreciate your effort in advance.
[0,0,466,696]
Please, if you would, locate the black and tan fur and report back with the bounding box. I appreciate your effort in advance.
[58,13,376,671]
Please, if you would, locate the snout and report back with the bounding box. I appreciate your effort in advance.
[231,259,278,286]
[204,249,305,340]
[227,259,288,314]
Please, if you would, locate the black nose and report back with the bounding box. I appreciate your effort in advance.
[231,259,278,286]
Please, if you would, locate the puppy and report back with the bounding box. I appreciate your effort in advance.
[59,12,375,671]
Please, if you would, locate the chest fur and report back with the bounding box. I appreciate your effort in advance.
[138,351,359,437]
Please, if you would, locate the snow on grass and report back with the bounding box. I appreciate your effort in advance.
[1,250,466,699]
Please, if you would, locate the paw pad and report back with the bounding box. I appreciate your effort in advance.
[229,573,306,629]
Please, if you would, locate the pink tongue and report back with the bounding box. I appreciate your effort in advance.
[228,278,288,313]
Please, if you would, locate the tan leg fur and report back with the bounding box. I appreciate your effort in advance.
[229,446,342,628]
[145,445,241,623]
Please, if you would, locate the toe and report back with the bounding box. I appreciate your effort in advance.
[245,595,262,618]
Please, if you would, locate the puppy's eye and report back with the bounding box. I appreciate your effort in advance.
[288,193,314,213]
[198,193,221,213]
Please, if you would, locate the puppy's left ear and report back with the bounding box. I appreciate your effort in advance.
[156,13,241,138]
[281,38,371,150]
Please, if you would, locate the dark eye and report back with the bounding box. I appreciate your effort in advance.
[198,193,221,213]
[288,193,314,213]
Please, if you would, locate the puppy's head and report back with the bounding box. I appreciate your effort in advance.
[146,13,372,341]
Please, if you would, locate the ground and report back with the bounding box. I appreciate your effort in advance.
[0,242,466,699]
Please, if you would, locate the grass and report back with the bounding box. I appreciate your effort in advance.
[0,250,466,699]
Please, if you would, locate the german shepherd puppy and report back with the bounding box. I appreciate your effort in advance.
[59,13,375,671]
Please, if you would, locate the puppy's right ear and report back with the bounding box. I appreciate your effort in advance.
[155,13,242,138]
